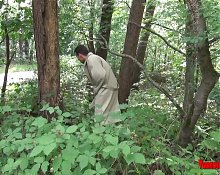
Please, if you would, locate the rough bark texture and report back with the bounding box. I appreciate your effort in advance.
[32,0,61,115]
[178,0,219,147]
[183,12,196,116]
[132,2,156,85]
[118,0,146,104]
[96,0,114,60]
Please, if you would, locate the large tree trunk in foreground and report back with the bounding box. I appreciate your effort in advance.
[178,0,219,147]
[96,0,114,60]
[118,0,146,104]
[32,0,61,119]
[132,1,156,85]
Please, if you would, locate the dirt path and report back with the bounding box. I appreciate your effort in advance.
[0,71,37,86]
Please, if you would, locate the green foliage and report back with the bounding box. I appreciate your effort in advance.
[0,104,147,175]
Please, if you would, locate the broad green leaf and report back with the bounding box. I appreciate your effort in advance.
[31,117,48,128]
[31,163,41,174]
[2,105,12,113]
[20,157,28,170]
[99,168,107,174]
[30,145,44,157]
[53,156,62,172]
[83,169,96,175]
[41,161,49,174]
[122,144,130,156]
[62,112,72,118]
[56,124,65,133]
[96,162,101,171]
[61,160,71,175]
[34,157,44,163]
[103,146,114,153]
[105,134,118,145]
[62,147,79,162]
[77,155,89,170]
[93,126,105,134]
[210,130,220,142]
[43,142,56,156]
[66,125,78,133]
[133,153,146,164]
[37,134,55,145]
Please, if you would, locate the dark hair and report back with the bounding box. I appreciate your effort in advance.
[74,45,89,57]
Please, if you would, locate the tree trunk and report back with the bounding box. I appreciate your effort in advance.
[178,0,219,147]
[87,0,95,53]
[96,0,114,60]
[32,0,61,119]
[24,40,29,61]
[132,2,156,85]
[1,28,13,103]
[118,0,146,104]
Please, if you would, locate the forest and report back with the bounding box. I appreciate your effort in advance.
[0,0,219,174]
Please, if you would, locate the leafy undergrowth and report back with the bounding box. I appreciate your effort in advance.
[0,104,219,175]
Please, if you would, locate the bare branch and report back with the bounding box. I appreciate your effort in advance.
[129,21,186,56]
[100,35,185,116]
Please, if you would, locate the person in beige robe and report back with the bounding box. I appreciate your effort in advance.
[74,45,121,124]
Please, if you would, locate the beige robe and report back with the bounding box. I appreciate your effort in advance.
[84,53,120,124]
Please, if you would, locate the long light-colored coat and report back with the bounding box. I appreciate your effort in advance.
[84,52,120,124]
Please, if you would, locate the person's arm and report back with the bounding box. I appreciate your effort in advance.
[87,56,106,88]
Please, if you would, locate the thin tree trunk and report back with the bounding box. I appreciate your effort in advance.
[118,0,146,104]
[32,0,61,119]
[178,0,219,147]
[1,28,14,103]
[96,0,114,60]
[132,2,156,85]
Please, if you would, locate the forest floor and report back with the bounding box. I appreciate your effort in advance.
[0,71,36,86]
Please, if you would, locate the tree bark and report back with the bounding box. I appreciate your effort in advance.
[96,0,114,60]
[1,28,14,103]
[118,0,146,104]
[32,0,61,118]
[178,0,219,147]
[132,2,156,85]
[87,0,95,53]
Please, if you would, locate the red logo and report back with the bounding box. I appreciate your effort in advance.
[199,159,220,169]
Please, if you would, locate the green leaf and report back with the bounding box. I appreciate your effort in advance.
[31,117,48,128]
[62,112,72,118]
[77,155,89,170]
[122,144,130,156]
[93,126,105,134]
[2,105,12,113]
[30,145,44,157]
[34,157,44,163]
[62,147,79,162]
[105,134,118,145]
[43,142,56,156]
[56,124,65,133]
[61,160,71,175]
[66,125,78,133]
[47,107,55,114]
[31,163,41,174]
[133,153,146,164]
[103,146,114,153]
[41,161,49,174]
[20,157,28,170]
[37,134,55,145]
[53,156,62,172]
[210,130,220,142]
[154,170,165,175]
[99,168,107,174]
[83,169,96,175]
[96,162,101,171]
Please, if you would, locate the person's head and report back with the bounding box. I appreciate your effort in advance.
[74,45,89,63]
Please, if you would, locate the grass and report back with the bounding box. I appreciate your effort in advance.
[0,63,37,73]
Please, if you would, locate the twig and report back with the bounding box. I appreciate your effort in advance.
[129,21,186,56]
[100,35,185,116]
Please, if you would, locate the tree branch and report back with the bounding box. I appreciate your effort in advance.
[129,21,186,56]
[100,35,185,116]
